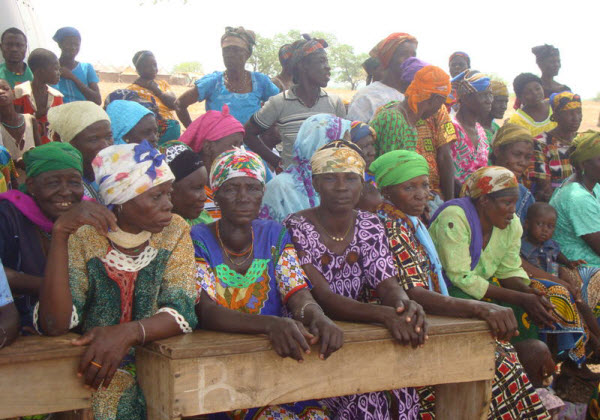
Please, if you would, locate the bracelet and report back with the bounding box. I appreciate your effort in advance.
[137,321,146,346]
[298,302,323,321]
[0,327,7,349]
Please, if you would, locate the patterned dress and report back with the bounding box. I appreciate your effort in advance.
[284,210,420,420]
[450,116,490,183]
[370,101,419,159]
[529,131,574,191]
[192,219,329,420]
[376,203,550,420]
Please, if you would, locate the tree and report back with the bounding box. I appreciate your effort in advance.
[249,30,301,78]
[173,61,203,73]
[329,45,368,90]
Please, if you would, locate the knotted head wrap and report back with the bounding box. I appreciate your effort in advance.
[451,69,491,99]
[460,166,519,199]
[24,142,83,179]
[48,102,111,143]
[221,26,256,54]
[209,147,266,192]
[369,33,418,69]
[405,65,451,113]
[311,140,365,177]
[179,104,245,153]
[369,150,429,187]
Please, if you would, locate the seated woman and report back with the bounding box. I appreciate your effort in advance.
[176,26,279,127]
[0,260,20,348]
[162,141,212,227]
[529,91,582,201]
[127,50,180,144]
[48,101,113,202]
[429,166,587,368]
[106,99,159,147]
[284,141,426,419]
[532,44,570,98]
[371,150,550,419]
[0,142,85,330]
[37,140,197,420]
[260,114,352,223]
[508,73,557,137]
[193,147,343,419]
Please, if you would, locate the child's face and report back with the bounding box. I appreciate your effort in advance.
[39,59,61,85]
[526,211,556,245]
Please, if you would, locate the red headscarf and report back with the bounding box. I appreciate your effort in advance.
[369,33,418,68]
[179,105,245,153]
[405,65,451,113]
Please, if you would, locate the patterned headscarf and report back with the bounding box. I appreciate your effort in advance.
[550,91,581,114]
[92,140,174,206]
[570,130,600,166]
[350,121,376,142]
[311,141,365,177]
[460,166,519,199]
[209,147,266,192]
[106,100,153,145]
[369,150,429,188]
[405,65,452,113]
[279,44,294,67]
[48,101,111,143]
[179,104,244,153]
[449,51,470,67]
[369,33,418,69]
[289,34,328,70]
[132,50,153,68]
[24,142,83,178]
[490,80,509,97]
[161,141,204,182]
[221,27,256,54]
[452,69,491,99]
[491,123,533,153]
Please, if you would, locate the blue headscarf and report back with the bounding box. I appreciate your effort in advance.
[106,100,153,144]
[53,27,81,43]
[350,121,376,143]
[451,69,490,99]
[260,114,352,223]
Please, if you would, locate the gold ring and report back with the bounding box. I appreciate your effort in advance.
[90,361,102,369]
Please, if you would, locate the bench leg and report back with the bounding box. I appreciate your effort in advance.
[434,380,492,420]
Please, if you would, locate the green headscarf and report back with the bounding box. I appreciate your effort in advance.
[570,130,600,166]
[23,142,83,178]
[369,150,429,187]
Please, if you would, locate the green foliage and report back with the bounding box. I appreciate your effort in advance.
[249,30,300,77]
[172,61,203,73]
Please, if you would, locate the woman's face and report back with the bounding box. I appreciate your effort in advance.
[313,172,364,213]
[449,56,469,78]
[384,175,430,217]
[494,141,534,178]
[582,156,600,185]
[26,168,84,221]
[136,54,158,80]
[490,95,509,120]
[59,36,80,59]
[355,134,376,167]
[555,108,582,133]
[124,114,159,148]
[388,42,418,78]
[171,166,208,220]
[119,181,174,234]
[520,81,545,107]
[539,55,561,77]
[418,95,446,120]
[0,79,14,105]
[70,120,114,174]
[463,89,493,117]
[215,177,264,225]
[201,132,243,169]
[300,50,331,88]
[222,45,250,70]
[481,191,519,230]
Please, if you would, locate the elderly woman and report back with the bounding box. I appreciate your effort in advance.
[532,44,570,98]
[371,150,550,419]
[508,73,556,137]
[193,147,343,419]
[284,140,425,419]
[48,101,113,202]
[481,80,510,147]
[37,140,197,419]
[529,91,583,201]
[106,100,159,147]
[260,113,352,223]
[0,142,84,330]
[177,27,279,128]
[126,50,180,144]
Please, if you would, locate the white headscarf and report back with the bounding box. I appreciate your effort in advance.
[48,101,110,143]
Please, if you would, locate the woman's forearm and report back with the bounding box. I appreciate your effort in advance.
[0,303,20,348]
[197,293,274,334]
[4,267,42,296]
[406,287,478,318]
[484,283,525,306]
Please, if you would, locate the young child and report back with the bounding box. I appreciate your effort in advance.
[13,48,63,144]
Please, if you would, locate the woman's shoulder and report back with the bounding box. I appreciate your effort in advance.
[152,214,190,248]
[70,224,109,255]
[356,209,382,224]
[194,71,223,86]
[251,71,272,84]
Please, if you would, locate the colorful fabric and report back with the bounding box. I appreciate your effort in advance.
[278,44,294,67]
[405,65,451,113]
[0,261,13,307]
[0,190,54,233]
[106,100,153,144]
[451,70,490,98]
[179,104,244,152]
[490,80,509,97]
[209,146,265,193]
[484,121,500,150]
[127,79,176,121]
[450,116,490,182]
[347,81,404,123]
[92,141,174,206]
[460,166,519,199]
[369,33,418,68]
[14,81,64,143]
[162,141,204,182]
[370,101,419,157]
[221,26,256,54]
[47,101,110,143]
[530,131,574,189]
[289,34,328,70]
[260,114,351,223]
[53,62,99,104]
[549,91,581,114]
[507,108,556,138]
[310,141,365,176]
[0,62,33,89]
[570,130,600,166]
[350,121,376,142]
[491,122,533,153]
[23,141,83,178]
[448,52,470,67]
[0,146,17,190]
[399,57,429,87]
[369,150,429,188]
[52,26,80,43]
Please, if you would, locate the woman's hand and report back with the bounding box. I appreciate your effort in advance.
[72,323,141,390]
[306,312,344,360]
[520,292,557,329]
[53,201,117,237]
[472,301,518,341]
[265,317,315,362]
[59,67,77,81]
[380,305,426,348]
[393,297,427,337]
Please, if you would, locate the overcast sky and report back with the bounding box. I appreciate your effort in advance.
[26,0,600,98]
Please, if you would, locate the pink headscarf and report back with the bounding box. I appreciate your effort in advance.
[179,105,245,153]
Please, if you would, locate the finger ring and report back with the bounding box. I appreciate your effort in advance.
[90,361,102,369]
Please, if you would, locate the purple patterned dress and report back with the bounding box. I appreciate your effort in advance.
[284,210,420,420]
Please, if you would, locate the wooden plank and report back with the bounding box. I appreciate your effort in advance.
[435,380,493,420]
[136,347,175,420]
[0,333,84,365]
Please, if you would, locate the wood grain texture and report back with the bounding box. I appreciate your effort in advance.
[435,380,493,420]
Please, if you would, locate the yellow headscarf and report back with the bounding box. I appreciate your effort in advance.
[460,166,519,199]
[491,123,533,153]
[490,80,509,97]
[570,130,600,166]
[311,141,365,177]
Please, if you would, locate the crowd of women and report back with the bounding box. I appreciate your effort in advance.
[1,23,600,420]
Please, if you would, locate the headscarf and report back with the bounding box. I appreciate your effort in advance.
[400,57,429,87]
[48,101,110,143]
[132,50,153,68]
[449,51,470,67]
[209,147,266,192]
[279,44,294,68]
[92,140,174,206]
[362,57,380,76]
[460,166,519,199]
[311,141,365,177]
[350,121,376,143]
[289,34,328,70]
[550,91,581,114]
[532,44,559,62]
[104,89,162,120]
[52,27,80,43]
[161,141,204,182]
[490,80,509,97]
[23,142,83,178]
[570,130,600,166]
[451,69,490,99]
[221,26,256,54]
[369,150,429,187]
[179,105,244,153]
[106,100,153,145]
[491,123,533,153]
[405,65,452,113]
[369,33,418,69]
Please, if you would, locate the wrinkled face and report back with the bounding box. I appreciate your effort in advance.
[119,182,174,233]
[355,134,376,168]
[388,42,418,77]
[222,45,250,70]
[525,211,556,245]
[0,79,14,104]
[490,95,509,120]
[419,95,446,120]
[0,33,27,64]
[215,177,264,225]
[201,132,243,170]
[481,191,519,230]
[136,54,158,80]
[449,56,469,78]
[313,172,364,213]
[494,141,534,178]
[124,114,159,148]
[59,36,81,59]
[519,81,545,107]
[463,89,493,117]
[384,175,430,217]
[171,167,208,220]
[300,50,331,88]
[37,58,61,85]
[554,108,582,133]
[70,120,113,175]
[539,55,560,77]
[26,168,84,221]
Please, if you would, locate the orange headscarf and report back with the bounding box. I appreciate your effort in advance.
[369,33,418,68]
[405,65,451,113]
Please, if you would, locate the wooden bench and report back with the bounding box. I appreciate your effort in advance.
[136,316,496,420]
